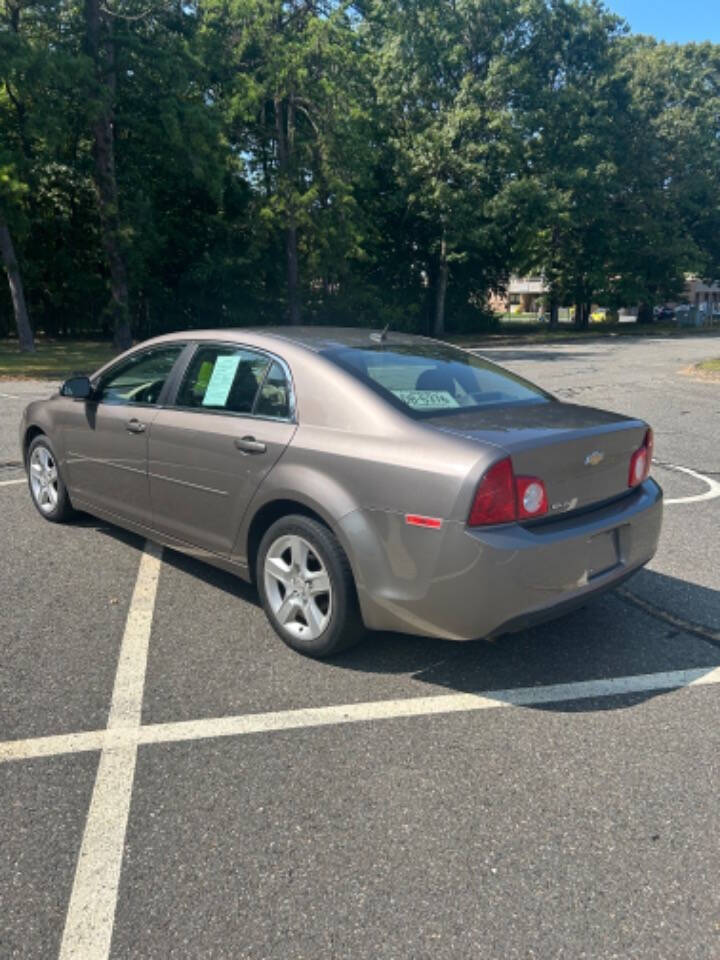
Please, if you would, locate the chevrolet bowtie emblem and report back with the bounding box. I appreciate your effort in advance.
[584,450,605,467]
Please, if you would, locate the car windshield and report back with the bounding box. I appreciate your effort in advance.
[322,341,551,418]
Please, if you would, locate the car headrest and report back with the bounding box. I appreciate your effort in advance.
[415,367,457,395]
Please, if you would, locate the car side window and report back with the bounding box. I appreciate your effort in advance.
[175,345,271,415]
[254,361,292,420]
[96,346,184,406]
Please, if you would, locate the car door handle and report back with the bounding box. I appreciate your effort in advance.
[126,418,146,434]
[235,436,266,454]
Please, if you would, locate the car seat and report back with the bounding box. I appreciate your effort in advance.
[226,362,260,413]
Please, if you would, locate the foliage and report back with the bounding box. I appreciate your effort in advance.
[1,0,719,341]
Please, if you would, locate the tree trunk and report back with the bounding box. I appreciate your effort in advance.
[85,0,131,350]
[0,213,35,352]
[433,230,448,337]
[285,220,300,324]
[549,292,559,329]
[574,298,589,330]
[274,95,301,325]
[637,301,653,325]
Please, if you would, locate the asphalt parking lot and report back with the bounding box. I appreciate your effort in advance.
[1,335,719,960]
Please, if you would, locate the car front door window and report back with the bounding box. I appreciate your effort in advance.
[97,346,184,406]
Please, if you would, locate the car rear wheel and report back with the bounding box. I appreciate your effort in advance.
[27,435,76,523]
[257,514,365,658]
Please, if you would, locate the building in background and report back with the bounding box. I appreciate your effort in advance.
[490,276,547,314]
[686,277,720,311]
[490,274,720,317]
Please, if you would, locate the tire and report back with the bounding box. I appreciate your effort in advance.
[257,514,365,657]
[27,434,76,523]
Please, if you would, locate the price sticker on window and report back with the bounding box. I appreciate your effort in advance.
[393,389,459,410]
[202,355,241,407]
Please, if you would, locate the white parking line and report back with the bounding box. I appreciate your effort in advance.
[0,729,105,761]
[138,667,720,744]
[2,666,720,767]
[0,477,24,486]
[657,462,720,505]
[58,541,162,960]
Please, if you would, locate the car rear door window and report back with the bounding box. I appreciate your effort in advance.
[176,345,271,414]
[96,346,185,406]
[254,361,292,420]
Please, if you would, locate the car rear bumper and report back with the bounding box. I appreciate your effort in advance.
[342,478,663,640]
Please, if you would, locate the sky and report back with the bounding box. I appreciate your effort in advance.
[604,0,720,44]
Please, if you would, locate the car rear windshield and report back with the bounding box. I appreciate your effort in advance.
[322,342,550,418]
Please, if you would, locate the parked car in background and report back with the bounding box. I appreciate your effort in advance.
[653,306,676,321]
[20,328,663,658]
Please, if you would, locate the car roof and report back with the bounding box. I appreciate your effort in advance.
[258,327,427,351]
[149,327,431,353]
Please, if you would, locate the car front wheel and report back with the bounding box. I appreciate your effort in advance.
[27,435,76,522]
[257,514,365,658]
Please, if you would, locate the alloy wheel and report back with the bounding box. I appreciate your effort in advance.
[29,445,59,515]
[263,534,332,641]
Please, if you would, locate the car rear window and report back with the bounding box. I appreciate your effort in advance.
[322,342,550,418]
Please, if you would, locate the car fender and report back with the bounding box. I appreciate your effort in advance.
[20,399,66,465]
[232,460,362,573]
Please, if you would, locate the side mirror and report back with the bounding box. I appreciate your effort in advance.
[61,374,93,399]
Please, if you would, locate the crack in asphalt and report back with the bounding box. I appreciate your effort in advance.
[617,588,720,652]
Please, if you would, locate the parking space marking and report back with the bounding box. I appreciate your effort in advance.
[657,462,720,505]
[133,666,720,740]
[0,477,25,486]
[3,665,720,768]
[58,541,162,960]
[619,588,720,647]
[0,729,106,762]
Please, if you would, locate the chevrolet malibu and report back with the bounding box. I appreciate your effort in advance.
[20,328,662,657]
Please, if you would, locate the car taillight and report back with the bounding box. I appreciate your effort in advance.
[629,428,653,488]
[468,457,548,526]
[468,457,516,526]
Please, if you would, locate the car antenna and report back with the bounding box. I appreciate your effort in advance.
[369,324,390,344]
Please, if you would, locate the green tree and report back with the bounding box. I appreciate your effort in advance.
[0,0,37,350]
[501,0,630,328]
[202,0,372,325]
[368,0,526,335]
[609,38,720,320]
[83,0,132,348]
[0,0,104,344]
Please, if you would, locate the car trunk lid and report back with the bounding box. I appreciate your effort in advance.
[427,400,648,516]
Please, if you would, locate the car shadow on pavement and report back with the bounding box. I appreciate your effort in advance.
[159,544,262,607]
[333,571,720,714]
[92,525,718,715]
[91,524,263,608]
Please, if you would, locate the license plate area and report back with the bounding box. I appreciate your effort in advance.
[587,528,621,579]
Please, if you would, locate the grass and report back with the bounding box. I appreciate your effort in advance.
[697,357,720,372]
[0,339,119,380]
